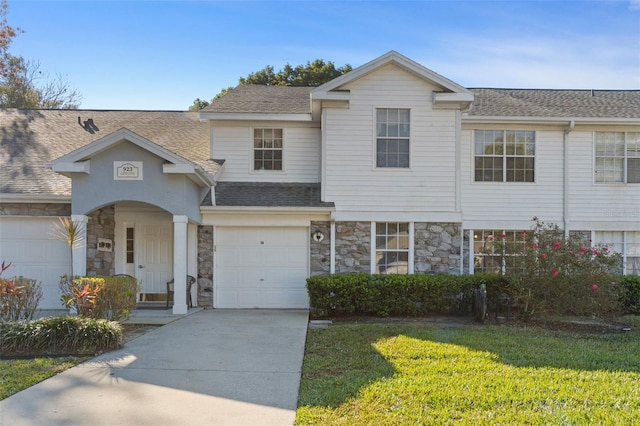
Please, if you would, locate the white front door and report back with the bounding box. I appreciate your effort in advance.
[137,222,173,296]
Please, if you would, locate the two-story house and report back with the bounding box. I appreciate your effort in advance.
[1,51,638,314]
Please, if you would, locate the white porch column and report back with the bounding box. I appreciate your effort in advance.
[71,214,88,277]
[172,215,189,315]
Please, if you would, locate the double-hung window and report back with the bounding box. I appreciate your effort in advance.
[375,222,409,274]
[595,231,640,275]
[595,132,640,183]
[253,128,283,171]
[474,130,535,182]
[376,108,410,168]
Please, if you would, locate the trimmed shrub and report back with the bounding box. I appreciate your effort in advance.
[306,273,511,317]
[59,275,139,322]
[0,277,43,322]
[618,275,640,314]
[0,315,123,357]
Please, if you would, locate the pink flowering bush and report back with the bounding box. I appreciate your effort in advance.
[484,218,623,319]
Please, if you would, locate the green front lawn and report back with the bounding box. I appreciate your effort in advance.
[297,319,640,425]
[0,356,89,400]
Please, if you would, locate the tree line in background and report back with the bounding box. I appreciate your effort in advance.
[189,59,353,111]
[0,0,81,109]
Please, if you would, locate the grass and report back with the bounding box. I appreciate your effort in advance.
[0,356,90,400]
[297,319,640,425]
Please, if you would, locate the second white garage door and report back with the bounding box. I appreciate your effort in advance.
[0,217,71,309]
[215,227,309,309]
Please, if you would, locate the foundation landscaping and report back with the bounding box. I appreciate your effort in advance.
[298,220,640,424]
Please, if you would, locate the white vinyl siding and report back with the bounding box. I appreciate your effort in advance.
[568,129,640,225]
[323,64,458,213]
[461,128,564,226]
[210,122,320,182]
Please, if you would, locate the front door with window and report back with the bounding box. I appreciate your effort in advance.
[137,222,173,299]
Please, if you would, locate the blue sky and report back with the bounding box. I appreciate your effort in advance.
[7,0,640,110]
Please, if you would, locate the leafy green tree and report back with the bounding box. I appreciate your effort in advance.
[190,59,352,110]
[0,0,81,109]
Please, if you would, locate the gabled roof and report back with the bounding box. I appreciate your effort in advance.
[311,50,474,106]
[466,89,640,119]
[0,109,219,197]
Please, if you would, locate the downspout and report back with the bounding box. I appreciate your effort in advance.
[563,120,575,237]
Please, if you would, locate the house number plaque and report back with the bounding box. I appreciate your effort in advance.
[114,161,143,180]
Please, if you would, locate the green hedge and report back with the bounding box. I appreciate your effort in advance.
[306,273,511,317]
[618,275,640,314]
[0,316,123,358]
[306,273,639,318]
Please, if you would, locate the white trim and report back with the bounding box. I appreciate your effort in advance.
[0,194,70,203]
[187,223,198,307]
[408,222,415,274]
[370,222,376,274]
[249,127,286,174]
[463,116,640,126]
[330,221,336,274]
[335,211,462,222]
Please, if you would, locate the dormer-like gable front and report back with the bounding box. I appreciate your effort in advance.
[310,51,473,221]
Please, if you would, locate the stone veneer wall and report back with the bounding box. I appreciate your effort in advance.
[86,206,115,276]
[310,221,331,276]
[335,221,371,273]
[0,203,71,216]
[197,225,214,307]
[414,223,462,274]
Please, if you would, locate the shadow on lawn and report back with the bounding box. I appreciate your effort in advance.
[300,320,640,409]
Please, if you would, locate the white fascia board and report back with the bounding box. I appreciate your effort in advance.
[163,163,216,188]
[0,193,71,203]
[433,92,475,103]
[198,113,313,122]
[50,161,90,174]
[462,115,640,126]
[163,163,196,174]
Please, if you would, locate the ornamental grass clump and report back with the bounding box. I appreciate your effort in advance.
[486,218,623,319]
[0,315,123,357]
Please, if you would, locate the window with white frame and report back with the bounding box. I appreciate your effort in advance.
[376,108,410,168]
[253,128,283,171]
[473,230,527,273]
[595,132,640,183]
[474,130,535,182]
[375,222,409,274]
[594,231,640,275]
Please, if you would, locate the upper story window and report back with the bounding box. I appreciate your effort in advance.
[595,132,640,183]
[253,128,283,171]
[474,130,535,182]
[376,108,410,168]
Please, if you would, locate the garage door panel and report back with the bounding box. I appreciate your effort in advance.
[215,227,309,309]
[0,217,71,309]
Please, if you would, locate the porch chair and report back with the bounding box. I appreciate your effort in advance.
[166,275,196,309]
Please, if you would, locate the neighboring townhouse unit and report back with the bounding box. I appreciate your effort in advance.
[1,51,638,314]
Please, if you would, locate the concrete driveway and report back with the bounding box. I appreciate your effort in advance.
[0,309,309,426]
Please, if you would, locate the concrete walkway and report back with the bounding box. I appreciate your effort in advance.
[0,309,309,426]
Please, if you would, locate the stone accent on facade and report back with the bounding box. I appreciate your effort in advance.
[414,222,462,274]
[0,203,71,216]
[86,206,115,276]
[310,221,331,276]
[197,225,214,307]
[335,221,371,273]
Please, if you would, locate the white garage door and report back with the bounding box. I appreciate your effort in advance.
[0,217,71,309]
[215,227,309,308]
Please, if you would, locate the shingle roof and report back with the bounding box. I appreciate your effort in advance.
[200,85,313,114]
[467,89,640,118]
[0,109,219,197]
[214,182,334,208]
